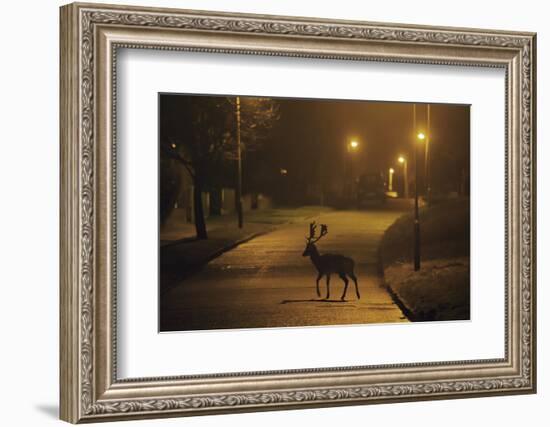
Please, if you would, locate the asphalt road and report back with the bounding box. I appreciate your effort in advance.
[160,204,410,332]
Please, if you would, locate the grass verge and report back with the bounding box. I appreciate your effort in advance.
[384,258,470,321]
[379,198,470,321]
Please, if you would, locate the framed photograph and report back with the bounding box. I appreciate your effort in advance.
[60,2,536,423]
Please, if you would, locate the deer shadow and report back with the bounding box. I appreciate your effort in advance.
[280,299,351,304]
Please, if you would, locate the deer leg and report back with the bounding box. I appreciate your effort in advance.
[325,274,331,299]
[340,274,349,301]
[315,273,322,298]
[350,273,360,300]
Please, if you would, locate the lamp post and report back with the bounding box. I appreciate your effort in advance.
[398,156,408,198]
[388,167,394,192]
[414,131,425,271]
[346,140,359,198]
[424,104,431,201]
[235,96,243,229]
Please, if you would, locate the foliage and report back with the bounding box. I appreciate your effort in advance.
[160,95,279,180]
[158,94,280,235]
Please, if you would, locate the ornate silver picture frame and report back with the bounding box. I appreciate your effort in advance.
[60,2,536,423]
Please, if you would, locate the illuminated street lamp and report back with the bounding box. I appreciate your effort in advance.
[413,130,427,271]
[388,167,395,192]
[345,139,360,199]
[398,155,408,199]
[410,103,431,272]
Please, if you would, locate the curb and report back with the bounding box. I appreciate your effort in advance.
[203,228,274,264]
[382,280,418,322]
[380,260,470,322]
[160,228,275,293]
[377,234,415,322]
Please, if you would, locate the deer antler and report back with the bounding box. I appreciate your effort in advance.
[306,222,317,242]
[307,222,328,243]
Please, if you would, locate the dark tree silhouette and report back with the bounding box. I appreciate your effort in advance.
[160,95,279,240]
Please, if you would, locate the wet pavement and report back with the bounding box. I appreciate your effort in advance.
[160,205,411,331]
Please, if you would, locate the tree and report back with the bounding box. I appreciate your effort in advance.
[159,94,279,239]
[226,97,280,227]
[230,97,280,145]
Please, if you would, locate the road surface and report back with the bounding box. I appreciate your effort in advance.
[160,205,410,331]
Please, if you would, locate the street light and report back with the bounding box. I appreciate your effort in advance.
[413,130,427,272]
[345,139,360,199]
[388,167,395,192]
[398,156,408,199]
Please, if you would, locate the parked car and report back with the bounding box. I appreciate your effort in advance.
[357,173,386,206]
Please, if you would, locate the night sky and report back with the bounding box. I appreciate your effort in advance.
[248,96,469,199]
[160,93,470,204]
[265,96,469,173]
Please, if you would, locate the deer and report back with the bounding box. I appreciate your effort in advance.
[302,222,360,301]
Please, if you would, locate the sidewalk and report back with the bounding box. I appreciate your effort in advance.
[161,206,332,246]
[161,222,272,286]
